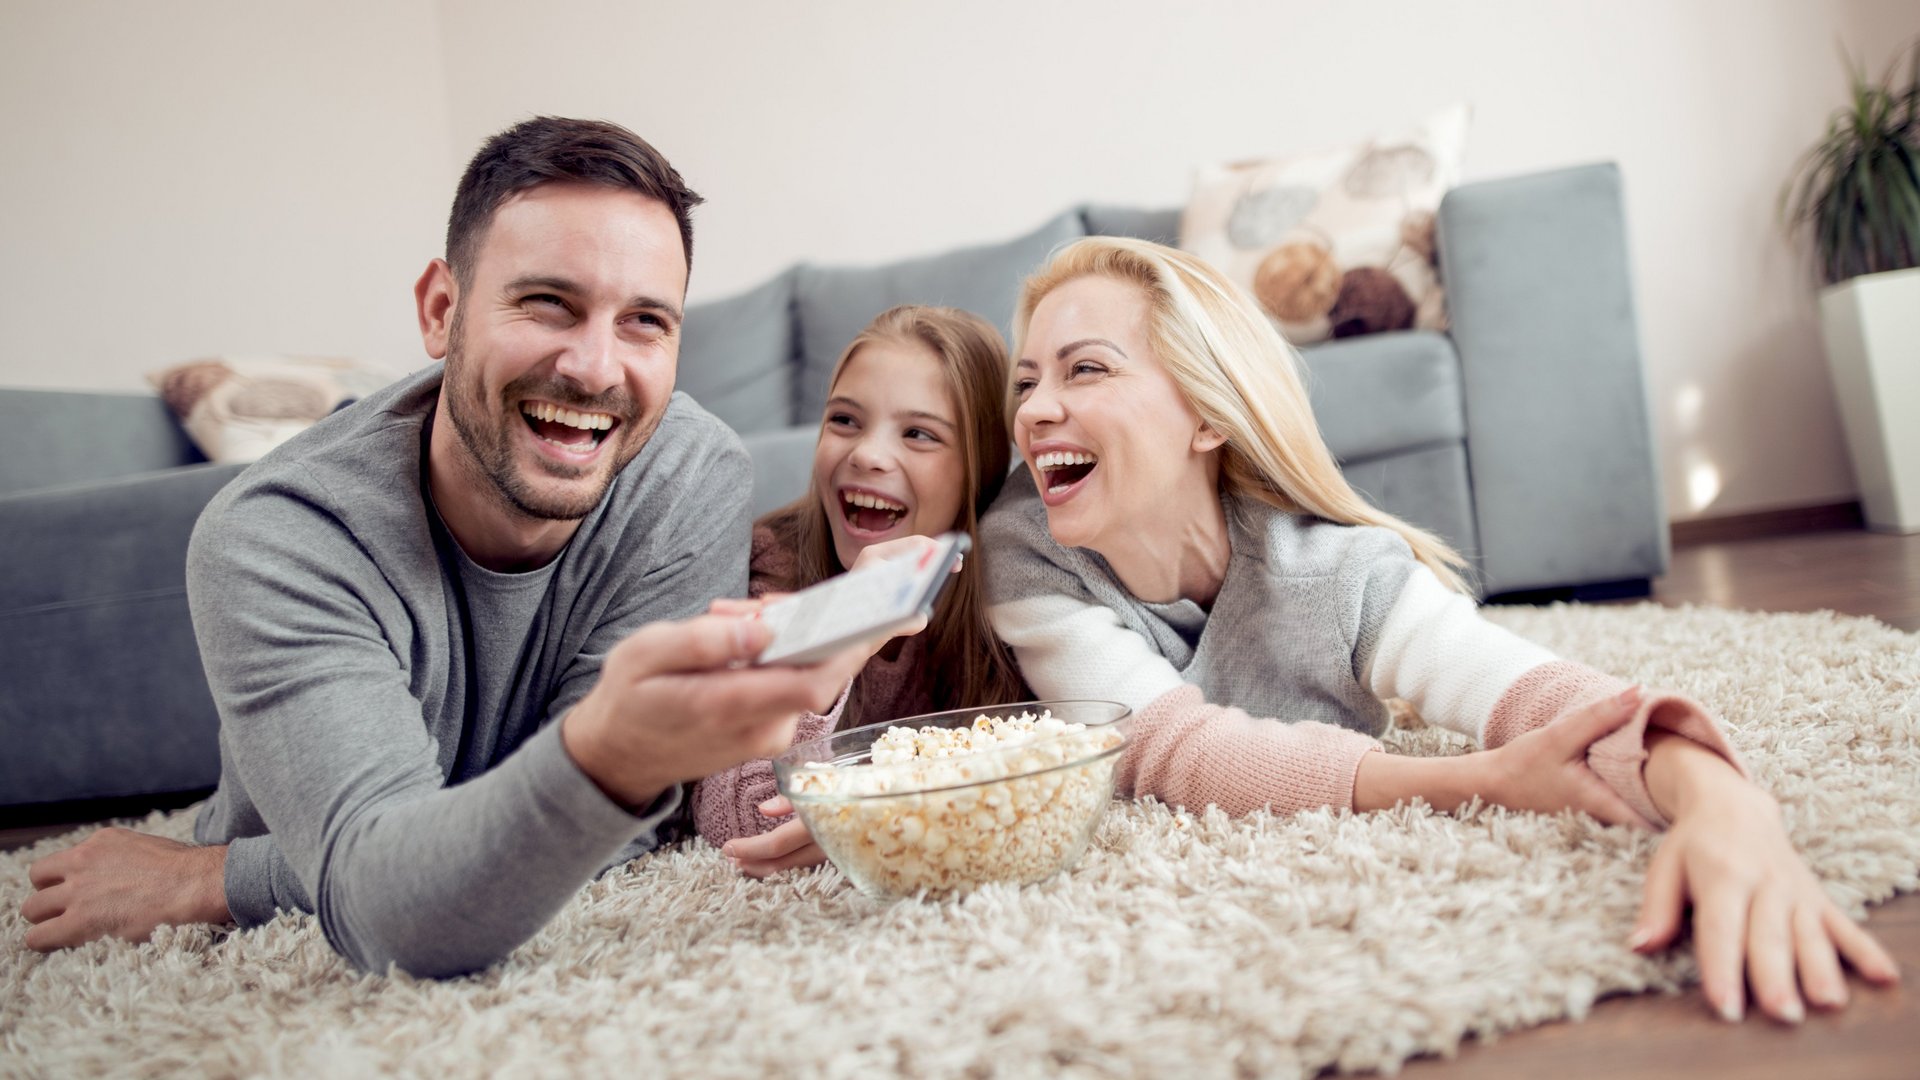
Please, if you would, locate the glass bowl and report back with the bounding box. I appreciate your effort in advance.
[773,700,1132,898]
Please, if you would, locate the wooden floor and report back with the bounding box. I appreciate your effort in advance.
[1654,527,1920,633]
[5,526,1918,1077]
[1406,526,1920,1080]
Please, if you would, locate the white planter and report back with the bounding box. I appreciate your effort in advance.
[1818,266,1920,533]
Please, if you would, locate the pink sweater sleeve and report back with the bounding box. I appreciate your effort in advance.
[691,690,846,846]
[1119,684,1382,817]
[1483,659,1748,828]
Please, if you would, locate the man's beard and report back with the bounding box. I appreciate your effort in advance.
[441,310,655,522]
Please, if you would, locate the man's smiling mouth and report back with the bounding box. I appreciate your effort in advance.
[520,401,618,450]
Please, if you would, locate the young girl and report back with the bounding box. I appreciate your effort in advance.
[693,305,1029,875]
[981,236,1897,1024]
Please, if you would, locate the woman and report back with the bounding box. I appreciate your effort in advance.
[980,236,1897,1024]
[694,305,1029,875]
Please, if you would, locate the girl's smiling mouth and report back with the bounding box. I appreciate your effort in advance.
[839,485,909,537]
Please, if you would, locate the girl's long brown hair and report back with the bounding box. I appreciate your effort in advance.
[760,305,1027,726]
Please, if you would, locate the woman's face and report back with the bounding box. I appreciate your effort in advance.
[813,340,968,570]
[1011,275,1218,552]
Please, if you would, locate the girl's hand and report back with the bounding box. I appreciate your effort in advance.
[844,535,961,651]
[721,795,828,878]
[1478,685,1655,828]
[711,590,894,667]
[708,596,770,617]
[848,533,964,576]
[1634,733,1900,1022]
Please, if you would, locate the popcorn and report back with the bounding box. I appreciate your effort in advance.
[785,709,1126,897]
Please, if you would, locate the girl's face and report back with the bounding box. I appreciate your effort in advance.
[1011,275,1219,552]
[813,340,968,570]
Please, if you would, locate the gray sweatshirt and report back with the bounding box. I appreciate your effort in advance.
[189,365,751,976]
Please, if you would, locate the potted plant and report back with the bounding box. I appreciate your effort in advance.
[1784,40,1920,533]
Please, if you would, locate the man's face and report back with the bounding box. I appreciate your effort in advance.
[439,183,688,522]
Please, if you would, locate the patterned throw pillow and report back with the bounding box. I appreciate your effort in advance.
[148,355,399,463]
[1180,105,1469,345]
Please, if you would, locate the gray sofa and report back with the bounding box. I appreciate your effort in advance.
[0,162,1666,813]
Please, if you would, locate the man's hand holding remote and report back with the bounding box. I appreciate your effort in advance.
[560,613,872,812]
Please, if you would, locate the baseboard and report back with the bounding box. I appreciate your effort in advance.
[1484,578,1653,606]
[0,787,213,833]
[1670,501,1864,547]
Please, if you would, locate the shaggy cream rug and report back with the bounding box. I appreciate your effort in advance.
[3,603,1917,1079]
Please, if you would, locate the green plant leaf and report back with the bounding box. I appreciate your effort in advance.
[1782,36,1920,282]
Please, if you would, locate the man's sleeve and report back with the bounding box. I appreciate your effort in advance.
[221,833,312,925]
[189,470,683,977]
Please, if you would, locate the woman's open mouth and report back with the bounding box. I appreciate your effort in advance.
[520,401,619,460]
[839,487,908,538]
[1034,450,1098,505]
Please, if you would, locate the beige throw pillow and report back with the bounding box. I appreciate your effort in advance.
[1181,104,1469,345]
[149,355,398,463]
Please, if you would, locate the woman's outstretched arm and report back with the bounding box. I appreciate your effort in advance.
[995,578,1657,823]
[1362,563,1745,824]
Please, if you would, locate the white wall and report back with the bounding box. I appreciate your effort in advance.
[0,0,454,393]
[432,0,1919,523]
[4,1,1917,523]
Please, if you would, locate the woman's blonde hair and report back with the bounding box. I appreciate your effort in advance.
[760,305,1027,725]
[1011,237,1472,594]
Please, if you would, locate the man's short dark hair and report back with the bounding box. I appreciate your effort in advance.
[445,117,703,287]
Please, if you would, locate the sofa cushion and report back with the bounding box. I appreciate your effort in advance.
[1182,104,1469,346]
[1341,441,1480,586]
[793,210,1086,422]
[0,389,207,498]
[147,355,399,464]
[1299,330,1465,464]
[740,424,818,519]
[0,463,245,804]
[1081,205,1183,245]
[676,268,797,434]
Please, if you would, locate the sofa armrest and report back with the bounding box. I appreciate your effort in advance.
[0,464,244,805]
[740,425,817,520]
[1438,163,1669,596]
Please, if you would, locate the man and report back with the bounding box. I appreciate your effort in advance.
[20,117,866,976]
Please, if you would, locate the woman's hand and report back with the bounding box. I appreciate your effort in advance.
[1634,732,1900,1022]
[1357,685,1654,822]
[1476,685,1656,828]
[721,795,827,878]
